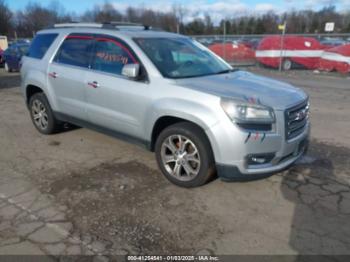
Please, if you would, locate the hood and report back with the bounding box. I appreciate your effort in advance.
[175,70,307,110]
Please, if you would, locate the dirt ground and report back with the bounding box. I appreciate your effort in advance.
[0,67,350,259]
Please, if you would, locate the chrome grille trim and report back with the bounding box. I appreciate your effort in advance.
[285,99,309,140]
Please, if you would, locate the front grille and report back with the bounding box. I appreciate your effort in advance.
[285,99,309,140]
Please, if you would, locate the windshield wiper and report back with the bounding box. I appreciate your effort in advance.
[216,68,238,75]
[170,69,239,79]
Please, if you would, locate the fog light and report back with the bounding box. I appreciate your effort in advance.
[251,157,266,164]
[246,153,275,166]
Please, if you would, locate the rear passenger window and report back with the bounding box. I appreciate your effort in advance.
[53,35,93,68]
[91,38,137,75]
[27,33,58,59]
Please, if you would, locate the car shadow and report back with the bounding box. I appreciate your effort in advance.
[280,140,350,258]
[0,73,21,89]
[60,123,81,133]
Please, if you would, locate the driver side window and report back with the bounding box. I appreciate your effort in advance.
[91,37,138,76]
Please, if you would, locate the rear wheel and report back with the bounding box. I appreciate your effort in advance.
[155,122,215,187]
[29,93,61,134]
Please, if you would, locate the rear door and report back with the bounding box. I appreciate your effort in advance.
[85,35,150,138]
[48,34,94,120]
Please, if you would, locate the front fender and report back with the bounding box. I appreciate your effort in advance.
[144,97,220,141]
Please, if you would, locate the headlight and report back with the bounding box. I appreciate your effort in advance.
[220,98,275,123]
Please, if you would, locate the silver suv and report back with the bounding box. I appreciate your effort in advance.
[21,23,310,187]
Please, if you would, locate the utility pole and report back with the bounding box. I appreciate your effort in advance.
[223,20,227,61]
[279,21,287,72]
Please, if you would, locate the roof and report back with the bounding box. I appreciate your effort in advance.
[39,22,184,39]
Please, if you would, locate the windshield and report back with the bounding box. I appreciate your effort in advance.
[134,37,232,79]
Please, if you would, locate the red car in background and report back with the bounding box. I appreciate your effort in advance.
[256,36,329,70]
[319,44,350,74]
[208,41,256,65]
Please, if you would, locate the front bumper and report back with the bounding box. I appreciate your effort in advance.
[206,109,310,180]
[216,138,308,181]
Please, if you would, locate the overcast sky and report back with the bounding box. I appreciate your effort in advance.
[8,0,350,22]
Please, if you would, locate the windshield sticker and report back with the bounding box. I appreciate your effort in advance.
[96,52,129,65]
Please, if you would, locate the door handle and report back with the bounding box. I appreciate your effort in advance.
[48,72,58,78]
[87,81,99,88]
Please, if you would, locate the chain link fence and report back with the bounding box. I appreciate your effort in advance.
[191,33,350,73]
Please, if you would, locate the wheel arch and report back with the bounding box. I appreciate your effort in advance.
[150,115,215,159]
[146,98,219,155]
[26,84,44,105]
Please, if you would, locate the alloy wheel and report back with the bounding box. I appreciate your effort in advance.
[160,135,201,181]
[31,99,49,130]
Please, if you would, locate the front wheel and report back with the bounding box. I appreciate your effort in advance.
[155,122,215,187]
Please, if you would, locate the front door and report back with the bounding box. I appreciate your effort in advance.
[85,35,150,139]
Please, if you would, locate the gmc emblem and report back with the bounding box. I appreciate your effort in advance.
[294,109,307,121]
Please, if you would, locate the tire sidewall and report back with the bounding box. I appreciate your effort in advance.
[29,93,57,135]
[155,123,214,187]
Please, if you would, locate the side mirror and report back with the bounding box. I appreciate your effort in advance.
[122,63,140,79]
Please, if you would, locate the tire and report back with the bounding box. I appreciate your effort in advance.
[4,62,12,72]
[282,59,292,71]
[29,93,61,135]
[155,122,215,188]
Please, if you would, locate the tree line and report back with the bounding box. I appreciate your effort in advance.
[0,0,349,39]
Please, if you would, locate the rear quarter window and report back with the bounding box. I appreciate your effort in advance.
[27,33,58,59]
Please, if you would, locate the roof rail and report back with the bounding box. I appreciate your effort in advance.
[53,23,103,28]
[52,22,156,31]
[103,21,144,27]
[102,21,151,30]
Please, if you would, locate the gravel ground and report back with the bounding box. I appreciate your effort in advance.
[0,67,350,259]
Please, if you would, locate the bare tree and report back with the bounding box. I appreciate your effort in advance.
[81,1,122,23]
[172,3,187,33]
[0,0,12,35]
[3,1,350,38]
[125,7,140,23]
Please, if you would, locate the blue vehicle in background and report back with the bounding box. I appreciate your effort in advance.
[3,42,30,72]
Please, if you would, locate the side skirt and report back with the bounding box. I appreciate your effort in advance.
[54,112,152,151]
